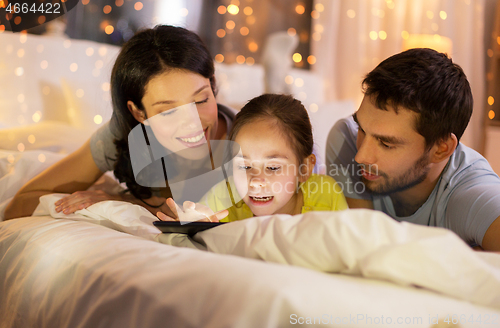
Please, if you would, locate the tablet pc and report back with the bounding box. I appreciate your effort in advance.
[153,221,227,236]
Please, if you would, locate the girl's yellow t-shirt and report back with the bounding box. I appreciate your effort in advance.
[200,174,348,222]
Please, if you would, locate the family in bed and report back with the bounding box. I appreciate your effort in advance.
[5,25,500,251]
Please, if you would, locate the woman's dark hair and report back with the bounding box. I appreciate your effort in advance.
[229,94,313,164]
[112,25,216,200]
[362,48,473,148]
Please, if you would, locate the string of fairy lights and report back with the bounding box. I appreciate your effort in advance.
[212,1,319,68]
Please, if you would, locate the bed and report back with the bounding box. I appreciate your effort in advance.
[2,32,500,328]
[2,150,500,328]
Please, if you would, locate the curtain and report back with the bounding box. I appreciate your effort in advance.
[311,0,485,150]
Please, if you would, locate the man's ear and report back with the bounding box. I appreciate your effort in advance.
[127,100,148,125]
[299,154,316,183]
[430,133,458,163]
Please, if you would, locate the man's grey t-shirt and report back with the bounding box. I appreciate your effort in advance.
[90,104,237,173]
[326,116,500,246]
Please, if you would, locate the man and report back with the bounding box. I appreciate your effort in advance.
[326,48,500,251]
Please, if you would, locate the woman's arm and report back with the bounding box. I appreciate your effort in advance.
[5,138,177,219]
[4,139,104,220]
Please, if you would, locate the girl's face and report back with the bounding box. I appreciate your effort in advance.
[129,69,218,160]
[233,119,305,216]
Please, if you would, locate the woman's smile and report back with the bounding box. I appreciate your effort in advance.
[176,128,207,148]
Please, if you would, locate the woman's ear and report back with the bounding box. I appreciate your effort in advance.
[299,154,316,183]
[127,100,148,125]
[430,133,458,163]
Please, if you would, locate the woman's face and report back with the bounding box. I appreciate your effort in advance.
[137,69,218,160]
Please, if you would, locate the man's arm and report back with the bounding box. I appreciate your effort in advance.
[482,216,500,251]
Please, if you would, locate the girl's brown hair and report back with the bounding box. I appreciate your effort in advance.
[229,94,313,164]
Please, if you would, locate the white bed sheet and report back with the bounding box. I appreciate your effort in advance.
[33,194,500,311]
[1,216,499,328]
[0,149,66,219]
[3,149,500,327]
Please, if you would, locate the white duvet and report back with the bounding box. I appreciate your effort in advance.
[3,149,500,327]
[34,194,500,311]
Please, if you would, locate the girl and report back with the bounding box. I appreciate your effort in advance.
[158,94,348,222]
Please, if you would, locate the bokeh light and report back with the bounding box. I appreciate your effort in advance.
[227,4,239,15]
[295,4,305,15]
[105,25,114,35]
[215,54,224,63]
[236,55,245,64]
[218,5,227,14]
[248,42,258,52]
[32,111,42,123]
[244,7,253,15]
[217,29,226,38]
[293,53,302,62]
[240,27,249,36]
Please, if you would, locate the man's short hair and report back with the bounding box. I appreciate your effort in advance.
[362,48,473,148]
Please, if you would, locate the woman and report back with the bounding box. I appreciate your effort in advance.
[4,25,236,220]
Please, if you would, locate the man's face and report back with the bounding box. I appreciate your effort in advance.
[354,95,431,195]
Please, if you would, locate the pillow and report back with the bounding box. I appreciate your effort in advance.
[0,32,44,128]
[60,77,113,131]
[0,149,66,220]
[288,68,325,109]
[0,32,119,130]
[0,121,91,154]
[214,62,265,109]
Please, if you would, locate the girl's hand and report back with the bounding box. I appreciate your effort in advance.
[54,190,121,214]
[156,198,228,222]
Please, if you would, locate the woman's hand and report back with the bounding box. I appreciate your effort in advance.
[156,198,228,222]
[55,190,121,214]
